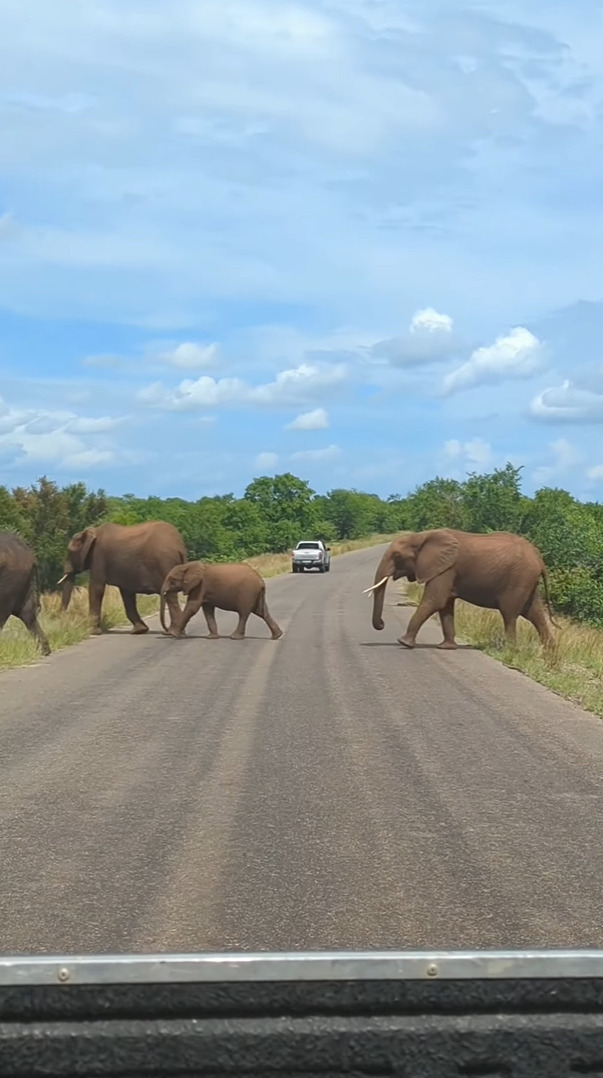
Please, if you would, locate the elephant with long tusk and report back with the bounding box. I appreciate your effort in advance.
[365,528,558,651]
[362,576,388,595]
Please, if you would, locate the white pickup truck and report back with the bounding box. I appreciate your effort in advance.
[291,540,331,573]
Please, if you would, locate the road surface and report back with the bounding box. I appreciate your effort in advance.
[1,543,603,954]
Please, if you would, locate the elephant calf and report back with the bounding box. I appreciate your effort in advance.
[0,532,51,656]
[160,561,283,641]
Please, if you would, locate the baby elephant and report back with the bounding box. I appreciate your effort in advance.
[160,560,283,641]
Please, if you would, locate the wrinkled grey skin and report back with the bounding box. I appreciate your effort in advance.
[0,532,51,655]
[60,520,187,635]
[369,528,557,650]
[160,560,283,640]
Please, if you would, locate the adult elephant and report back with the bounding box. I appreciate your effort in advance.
[59,521,187,635]
[0,532,51,655]
[160,561,283,640]
[364,528,557,650]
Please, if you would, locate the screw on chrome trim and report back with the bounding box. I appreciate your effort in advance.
[57,968,70,983]
[426,964,438,978]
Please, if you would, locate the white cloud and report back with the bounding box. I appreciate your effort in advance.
[530,379,603,422]
[443,438,492,468]
[410,307,453,334]
[370,306,461,368]
[441,327,545,395]
[587,464,603,481]
[0,395,119,470]
[286,407,329,430]
[138,362,348,411]
[67,415,122,434]
[82,353,125,369]
[254,451,278,470]
[156,342,219,370]
[290,444,341,463]
[532,438,581,485]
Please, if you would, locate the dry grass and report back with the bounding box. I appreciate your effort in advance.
[0,586,159,671]
[0,534,394,672]
[403,581,603,717]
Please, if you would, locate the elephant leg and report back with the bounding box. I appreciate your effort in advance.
[164,594,184,635]
[202,603,220,639]
[255,591,283,639]
[260,606,283,640]
[498,606,518,646]
[523,592,556,650]
[89,580,106,634]
[230,612,250,639]
[498,589,528,647]
[119,588,149,634]
[398,591,440,648]
[170,594,204,637]
[437,597,457,650]
[18,593,51,656]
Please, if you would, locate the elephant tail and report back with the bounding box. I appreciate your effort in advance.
[541,565,561,629]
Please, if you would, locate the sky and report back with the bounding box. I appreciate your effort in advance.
[1,0,603,501]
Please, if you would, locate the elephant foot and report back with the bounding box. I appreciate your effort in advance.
[271,629,283,640]
[206,633,220,639]
[437,640,457,650]
[397,635,415,649]
[90,626,103,636]
[229,632,246,640]
[130,623,150,635]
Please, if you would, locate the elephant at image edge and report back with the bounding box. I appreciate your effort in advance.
[160,560,283,640]
[365,527,558,650]
[60,521,187,634]
[0,532,51,656]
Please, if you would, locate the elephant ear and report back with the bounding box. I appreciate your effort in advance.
[414,529,460,584]
[72,527,97,568]
[182,562,205,594]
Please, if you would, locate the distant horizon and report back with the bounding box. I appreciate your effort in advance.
[3,460,598,509]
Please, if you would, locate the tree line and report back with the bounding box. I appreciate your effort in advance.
[1,465,602,627]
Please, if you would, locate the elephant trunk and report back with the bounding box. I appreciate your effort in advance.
[59,567,76,611]
[371,550,394,631]
[160,590,170,633]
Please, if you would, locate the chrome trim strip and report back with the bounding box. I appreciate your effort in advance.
[1,950,603,985]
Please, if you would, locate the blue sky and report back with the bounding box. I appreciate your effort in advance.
[1,0,603,500]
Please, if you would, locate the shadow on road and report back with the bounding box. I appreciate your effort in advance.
[359,641,475,650]
[154,634,280,642]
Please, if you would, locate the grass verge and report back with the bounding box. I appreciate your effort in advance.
[0,587,160,672]
[0,533,393,672]
[403,581,603,717]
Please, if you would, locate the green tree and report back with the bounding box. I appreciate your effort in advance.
[405,477,469,531]
[461,463,527,533]
[244,473,321,551]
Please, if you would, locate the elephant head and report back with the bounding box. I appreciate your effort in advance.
[365,529,460,630]
[159,562,204,632]
[58,528,98,610]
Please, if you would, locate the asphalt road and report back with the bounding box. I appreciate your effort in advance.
[1,542,603,955]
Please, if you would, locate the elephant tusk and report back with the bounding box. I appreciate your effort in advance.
[57,574,68,585]
[362,575,389,595]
